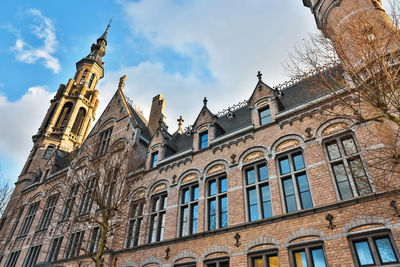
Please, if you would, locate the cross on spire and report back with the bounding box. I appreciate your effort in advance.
[257,71,262,81]
[203,97,208,107]
[177,116,184,134]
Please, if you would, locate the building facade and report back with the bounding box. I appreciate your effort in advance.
[0,0,399,266]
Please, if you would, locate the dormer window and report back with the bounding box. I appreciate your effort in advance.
[151,152,159,168]
[259,106,272,126]
[199,131,208,149]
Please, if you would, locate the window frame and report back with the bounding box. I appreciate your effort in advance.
[17,201,40,238]
[248,249,279,267]
[243,160,273,222]
[148,191,168,243]
[4,250,21,267]
[199,131,209,150]
[88,226,101,254]
[37,194,59,231]
[289,242,328,267]
[43,145,55,159]
[78,177,96,215]
[178,182,199,237]
[47,236,63,262]
[276,149,313,213]
[204,257,230,267]
[205,175,228,231]
[126,199,145,248]
[64,230,85,259]
[151,151,159,168]
[97,127,113,156]
[22,244,42,267]
[348,231,400,267]
[258,106,272,126]
[60,183,79,222]
[7,206,25,241]
[324,133,373,200]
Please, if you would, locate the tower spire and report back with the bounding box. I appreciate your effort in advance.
[98,17,112,45]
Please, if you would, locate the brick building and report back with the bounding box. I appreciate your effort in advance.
[0,0,399,266]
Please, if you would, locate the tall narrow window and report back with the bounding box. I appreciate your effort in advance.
[37,194,59,231]
[126,200,145,248]
[7,207,24,241]
[349,232,400,266]
[60,184,79,221]
[18,201,40,237]
[103,169,118,206]
[179,183,199,236]
[79,177,96,214]
[89,226,101,254]
[88,73,96,88]
[290,244,328,267]
[151,152,159,168]
[64,231,85,259]
[259,106,272,126]
[47,236,63,262]
[199,131,208,149]
[4,250,21,267]
[207,176,228,230]
[79,70,88,84]
[22,146,38,175]
[148,192,167,243]
[23,244,42,267]
[98,127,113,155]
[278,151,313,213]
[55,102,73,128]
[43,145,55,158]
[245,162,272,222]
[42,103,58,131]
[71,108,87,135]
[325,135,372,200]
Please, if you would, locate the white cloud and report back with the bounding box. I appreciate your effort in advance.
[0,86,53,166]
[102,1,319,130]
[11,9,60,73]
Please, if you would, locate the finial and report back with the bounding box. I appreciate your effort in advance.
[118,75,126,90]
[257,71,262,81]
[203,97,208,107]
[177,116,184,134]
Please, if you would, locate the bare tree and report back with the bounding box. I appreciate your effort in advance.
[0,169,12,218]
[285,2,400,198]
[52,135,145,267]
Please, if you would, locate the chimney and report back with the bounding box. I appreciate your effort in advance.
[148,94,166,135]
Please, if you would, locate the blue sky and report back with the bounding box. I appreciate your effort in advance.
[0,0,321,183]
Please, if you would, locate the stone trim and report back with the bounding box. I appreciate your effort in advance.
[45,183,64,197]
[238,146,269,169]
[173,250,199,263]
[285,227,326,245]
[245,235,280,253]
[140,256,162,267]
[270,134,305,158]
[147,179,169,197]
[315,117,355,142]
[342,215,392,235]
[203,159,230,178]
[202,245,232,260]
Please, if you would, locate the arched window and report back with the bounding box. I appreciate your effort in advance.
[148,192,167,243]
[88,74,96,88]
[79,70,88,84]
[206,175,228,230]
[179,182,199,236]
[55,102,73,128]
[71,108,86,135]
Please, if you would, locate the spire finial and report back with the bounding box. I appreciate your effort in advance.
[98,18,112,44]
[118,75,126,91]
[257,71,262,81]
[203,97,208,107]
[177,116,184,134]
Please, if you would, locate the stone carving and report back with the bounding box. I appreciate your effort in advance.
[276,140,300,153]
[257,100,269,108]
[132,190,145,200]
[152,183,167,194]
[181,173,198,185]
[322,122,348,137]
[243,151,265,164]
[206,164,226,176]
